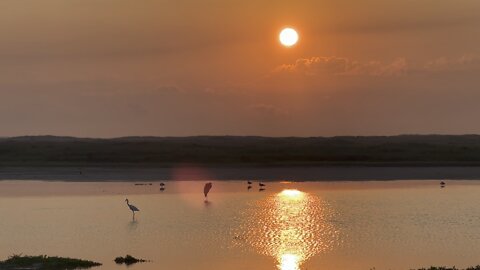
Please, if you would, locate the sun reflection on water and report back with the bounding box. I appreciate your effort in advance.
[280,189,303,197]
[234,189,339,270]
[280,253,300,270]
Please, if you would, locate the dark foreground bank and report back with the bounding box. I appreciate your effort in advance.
[0,255,478,270]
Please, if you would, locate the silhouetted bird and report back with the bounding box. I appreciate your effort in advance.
[160,187,165,191]
[259,182,265,187]
[247,181,252,185]
[247,186,252,190]
[259,188,265,192]
[440,181,446,186]
[204,182,213,200]
[125,198,140,219]
[160,183,165,186]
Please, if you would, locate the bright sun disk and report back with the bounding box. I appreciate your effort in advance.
[279,28,299,47]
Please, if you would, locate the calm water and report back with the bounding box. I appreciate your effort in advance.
[1,180,480,270]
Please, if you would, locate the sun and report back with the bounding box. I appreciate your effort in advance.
[279,28,299,47]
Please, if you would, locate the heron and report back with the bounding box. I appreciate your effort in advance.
[204,182,213,201]
[125,198,140,219]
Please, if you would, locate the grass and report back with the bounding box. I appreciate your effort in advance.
[0,255,101,269]
[413,267,480,270]
[114,255,147,265]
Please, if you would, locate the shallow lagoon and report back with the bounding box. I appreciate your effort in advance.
[1,180,479,270]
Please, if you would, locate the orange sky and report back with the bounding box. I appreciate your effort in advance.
[1,0,479,137]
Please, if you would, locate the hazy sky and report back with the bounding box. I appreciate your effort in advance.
[1,0,479,137]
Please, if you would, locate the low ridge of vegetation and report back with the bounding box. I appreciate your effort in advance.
[3,135,480,166]
[0,255,101,270]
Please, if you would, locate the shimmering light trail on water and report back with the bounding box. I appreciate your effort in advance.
[234,188,341,270]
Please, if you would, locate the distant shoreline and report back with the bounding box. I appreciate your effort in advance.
[4,135,480,167]
[4,135,480,180]
[2,165,480,181]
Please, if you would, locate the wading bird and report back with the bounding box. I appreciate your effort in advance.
[160,183,165,187]
[125,198,140,219]
[247,181,252,185]
[259,182,265,187]
[204,182,213,201]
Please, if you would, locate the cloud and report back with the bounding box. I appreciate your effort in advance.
[275,54,480,78]
[352,58,408,76]
[424,54,480,72]
[275,56,408,77]
[275,57,348,75]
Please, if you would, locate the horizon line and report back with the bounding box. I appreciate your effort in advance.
[3,134,480,140]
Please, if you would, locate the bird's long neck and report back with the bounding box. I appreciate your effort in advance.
[126,201,130,206]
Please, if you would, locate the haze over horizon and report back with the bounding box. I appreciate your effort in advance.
[1,0,479,137]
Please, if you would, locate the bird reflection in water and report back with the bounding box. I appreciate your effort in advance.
[127,220,138,232]
[235,189,339,270]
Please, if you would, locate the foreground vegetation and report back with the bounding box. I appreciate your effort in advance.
[114,255,147,265]
[413,266,480,270]
[3,135,480,166]
[0,254,478,270]
[0,255,101,269]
